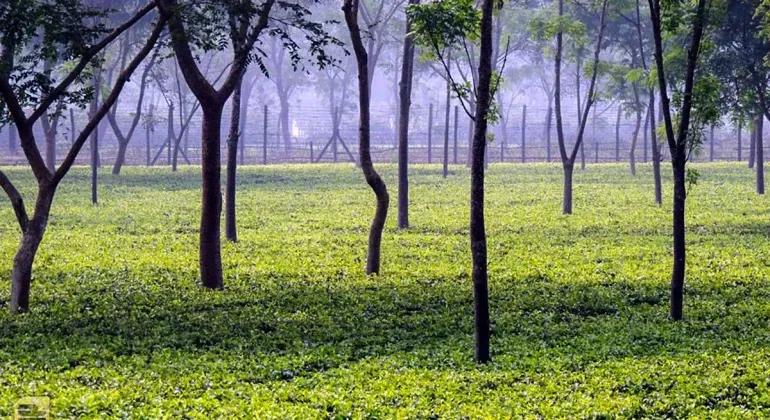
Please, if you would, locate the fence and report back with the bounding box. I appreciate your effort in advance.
[0,101,766,167]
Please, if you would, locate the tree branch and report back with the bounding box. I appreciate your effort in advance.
[0,170,29,232]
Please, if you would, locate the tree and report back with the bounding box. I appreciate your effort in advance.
[0,1,166,313]
[551,0,609,214]
[648,0,715,320]
[108,37,159,175]
[343,0,391,275]
[397,0,419,229]
[409,0,504,363]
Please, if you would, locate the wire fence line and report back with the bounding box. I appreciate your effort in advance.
[0,102,764,167]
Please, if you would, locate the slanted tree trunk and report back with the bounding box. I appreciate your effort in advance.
[343,0,390,275]
[397,0,419,229]
[629,106,642,176]
[90,74,101,205]
[226,78,243,242]
[0,6,164,313]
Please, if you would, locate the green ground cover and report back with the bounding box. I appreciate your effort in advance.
[0,163,769,418]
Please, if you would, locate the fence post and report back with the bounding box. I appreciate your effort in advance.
[263,105,268,165]
[521,104,527,163]
[428,103,433,164]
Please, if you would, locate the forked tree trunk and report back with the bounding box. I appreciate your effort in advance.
[562,162,574,214]
[343,0,390,275]
[10,185,54,314]
[226,79,243,241]
[397,0,419,229]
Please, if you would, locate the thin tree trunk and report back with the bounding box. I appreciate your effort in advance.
[737,119,742,161]
[398,0,418,229]
[226,79,243,241]
[546,103,552,162]
[443,66,451,178]
[670,160,686,320]
[629,107,642,176]
[615,105,622,162]
[757,115,764,194]
[469,0,495,364]
[749,124,756,168]
[343,0,390,275]
[650,92,662,206]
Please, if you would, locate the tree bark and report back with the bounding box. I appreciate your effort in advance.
[749,124,756,168]
[650,92,662,206]
[343,0,390,275]
[226,79,243,241]
[757,115,764,194]
[670,160,686,320]
[200,106,224,289]
[398,0,419,229]
[468,0,496,364]
[629,106,642,176]
[9,186,54,314]
[554,0,608,214]
[443,67,451,178]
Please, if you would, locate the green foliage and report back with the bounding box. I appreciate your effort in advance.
[1,164,770,417]
[407,0,479,53]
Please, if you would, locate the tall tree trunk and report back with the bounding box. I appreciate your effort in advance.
[757,115,764,194]
[737,120,742,161]
[443,71,451,178]
[200,106,224,289]
[90,76,100,205]
[749,124,756,168]
[650,92,662,206]
[546,103,552,162]
[343,0,390,275]
[670,159,686,320]
[226,79,243,241]
[398,0,419,229]
[562,163,574,214]
[615,105,622,162]
[469,0,495,365]
[629,107,642,176]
